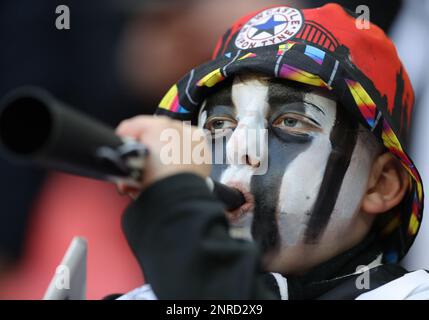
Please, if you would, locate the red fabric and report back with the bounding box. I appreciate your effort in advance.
[218,3,414,126]
[0,173,142,300]
[300,4,414,124]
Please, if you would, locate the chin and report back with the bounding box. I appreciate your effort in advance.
[261,243,330,276]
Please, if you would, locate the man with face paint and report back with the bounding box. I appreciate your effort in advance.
[198,74,384,275]
[115,4,429,300]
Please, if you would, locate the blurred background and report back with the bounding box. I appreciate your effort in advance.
[0,0,427,299]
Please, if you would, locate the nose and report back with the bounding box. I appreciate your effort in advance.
[226,124,266,168]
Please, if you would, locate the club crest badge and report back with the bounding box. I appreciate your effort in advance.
[235,6,304,50]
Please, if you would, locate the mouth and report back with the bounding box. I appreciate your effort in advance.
[224,182,255,223]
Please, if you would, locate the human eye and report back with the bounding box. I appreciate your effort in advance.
[204,116,237,137]
[272,113,321,134]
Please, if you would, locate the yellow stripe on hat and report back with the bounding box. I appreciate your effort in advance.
[159,84,178,110]
[238,52,256,60]
[409,213,420,236]
[382,125,404,153]
[347,81,375,107]
[417,181,423,201]
[197,68,225,88]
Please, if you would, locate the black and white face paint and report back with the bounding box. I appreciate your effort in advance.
[199,74,380,264]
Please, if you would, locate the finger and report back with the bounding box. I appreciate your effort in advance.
[115,115,154,138]
[116,182,141,196]
[116,182,128,195]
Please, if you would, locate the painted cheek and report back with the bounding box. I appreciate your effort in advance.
[303,105,359,243]
[275,98,337,246]
[328,131,377,222]
[277,133,333,246]
[249,131,313,254]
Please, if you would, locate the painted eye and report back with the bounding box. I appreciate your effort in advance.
[283,118,299,127]
[204,117,236,135]
[212,120,228,129]
[273,114,320,133]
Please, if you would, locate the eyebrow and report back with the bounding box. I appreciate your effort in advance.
[268,99,327,121]
[268,79,330,116]
[303,102,326,116]
[203,78,328,119]
[204,105,235,119]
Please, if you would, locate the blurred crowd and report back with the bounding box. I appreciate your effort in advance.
[0,0,427,299]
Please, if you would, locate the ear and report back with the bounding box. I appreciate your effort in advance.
[361,152,410,215]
